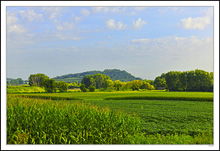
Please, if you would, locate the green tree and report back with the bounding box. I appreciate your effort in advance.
[165,71,181,91]
[41,79,56,93]
[131,80,142,91]
[154,76,167,87]
[28,73,49,86]
[80,84,88,92]
[81,75,95,88]
[186,70,197,91]
[140,80,151,90]
[81,73,113,89]
[113,80,123,91]
[88,85,96,92]
[9,78,23,85]
[56,81,68,92]
[68,82,79,89]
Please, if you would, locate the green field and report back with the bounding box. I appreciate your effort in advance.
[7,85,45,94]
[7,87,213,144]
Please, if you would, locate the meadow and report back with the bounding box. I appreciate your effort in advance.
[7,86,213,144]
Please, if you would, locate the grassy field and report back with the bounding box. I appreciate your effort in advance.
[7,85,45,94]
[7,86,213,144]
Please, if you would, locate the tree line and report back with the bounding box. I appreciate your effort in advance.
[80,73,155,92]
[28,74,68,93]
[25,69,213,93]
[154,69,213,92]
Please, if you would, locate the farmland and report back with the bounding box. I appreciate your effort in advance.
[7,87,213,144]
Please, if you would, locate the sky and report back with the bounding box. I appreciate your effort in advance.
[6,6,214,80]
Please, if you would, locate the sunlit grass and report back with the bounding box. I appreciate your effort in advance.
[7,87,213,144]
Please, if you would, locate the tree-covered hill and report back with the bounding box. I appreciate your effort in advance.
[53,69,142,83]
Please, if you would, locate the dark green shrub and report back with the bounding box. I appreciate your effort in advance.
[56,81,68,92]
[88,85,95,92]
[80,84,88,92]
[41,79,56,93]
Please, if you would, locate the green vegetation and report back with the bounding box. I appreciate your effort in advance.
[56,81,68,92]
[7,85,45,94]
[6,68,214,144]
[40,79,57,93]
[7,78,24,86]
[7,96,143,144]
[28,73,49,86]
[7,91,213,144]
[53,69,142,83]
[162,69,213,92]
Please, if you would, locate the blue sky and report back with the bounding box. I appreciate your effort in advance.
[6,6,214,80]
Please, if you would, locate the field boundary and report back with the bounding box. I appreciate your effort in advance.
[104,95,213,102]
[18,95,84,101]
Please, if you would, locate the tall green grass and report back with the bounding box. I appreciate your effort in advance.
[7,95,142,144]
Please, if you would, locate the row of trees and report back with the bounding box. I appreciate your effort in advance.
[155,69,213,92]
[27,69,213,93]
[7,78,23,85]
[28,74,68,93]
[80,73,155,92]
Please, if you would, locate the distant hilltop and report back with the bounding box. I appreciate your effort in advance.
[53,69,142,83]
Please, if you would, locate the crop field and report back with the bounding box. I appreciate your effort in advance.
[7,85,45,94]
[16,90,213,101]
[7,87,213,144]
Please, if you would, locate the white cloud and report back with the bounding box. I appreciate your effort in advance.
[74,16,81,22]
[19,9,43,22]
[41,7,64,20]
[200,7,213,17]
[132,39,151,43]
[7,12,26,34]
[106,19,127,30]
[80,9,91,16]
[7,12,18,25]
[132,18,147,29]
[179,17,211,30]
[7,24,26,33]
[55,22,74,31]
[131,36,213,55]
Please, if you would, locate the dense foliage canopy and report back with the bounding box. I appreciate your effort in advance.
[155,69,213,92]
[28,73,49,86]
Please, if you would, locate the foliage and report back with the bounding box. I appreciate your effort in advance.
[88,85,96,92]
[68,82,79,89]
[56,81,68,92]
[7,92,213,144]
[81,73,113,89]
[154,76,167,87]
[7,96,142,144]
[113,80,123,91]
[8,90,213,144]
[164,69,213,92]
[80,84,88,92]
[28,73,49,86]
[40,79,57,93]
[7,78,23,86]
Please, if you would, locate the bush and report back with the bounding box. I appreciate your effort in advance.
[56,81,68,92]
[41,79,56,93]
[80,84,88,92]
[88,85,95,92]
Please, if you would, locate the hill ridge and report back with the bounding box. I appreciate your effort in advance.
[53,69,142,83]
